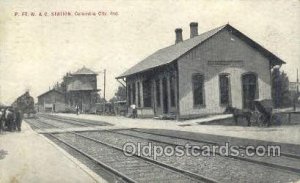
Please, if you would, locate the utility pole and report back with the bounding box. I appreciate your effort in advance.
[0,85,2,104]
[103,69,106,102]
[297,69,299,95]
[294,69,299,111]
[96,69,107,102]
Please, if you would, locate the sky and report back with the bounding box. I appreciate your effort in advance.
[0,0,299,105]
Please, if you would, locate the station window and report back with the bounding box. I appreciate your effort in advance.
[192,74,205,106]
[242,73,258,110]
[219,74,231,105]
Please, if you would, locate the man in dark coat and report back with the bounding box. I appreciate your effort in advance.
[15,109,23,131]
[5,108,15,131]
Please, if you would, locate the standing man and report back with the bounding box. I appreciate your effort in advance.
[15,108,23,132]
[131,104,137,118]
[76,105,80,115]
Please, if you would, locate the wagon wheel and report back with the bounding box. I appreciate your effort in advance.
[250,111,263,126]
[257,114,266,127]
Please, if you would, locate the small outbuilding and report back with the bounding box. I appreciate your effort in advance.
[116,23,285,119]
[37,89,65,112]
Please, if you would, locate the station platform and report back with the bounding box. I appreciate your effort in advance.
[54,113,300,145]
[0,122,106,183]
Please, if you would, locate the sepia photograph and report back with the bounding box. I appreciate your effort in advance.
[0,0,299,182]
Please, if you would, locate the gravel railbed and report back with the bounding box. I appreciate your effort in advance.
[40,114,112,126]
[37,117,85,128]
[25,119,56,130]
[43,134,125,183]
[35,117,82,128]
[39,116,92,127]
[53,133,200,183]
[79,131,300,183]
[135,129,300,155]
[118,129,300,170]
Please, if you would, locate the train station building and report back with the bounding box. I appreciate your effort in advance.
[116,23,285,119]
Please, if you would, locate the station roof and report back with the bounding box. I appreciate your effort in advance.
[116,24,285,79]
[37,89,64,98]
[72,66,97,75]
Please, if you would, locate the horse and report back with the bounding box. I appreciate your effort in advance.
[224,106,252,126]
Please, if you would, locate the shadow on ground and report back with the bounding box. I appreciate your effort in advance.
[0,149,8,160]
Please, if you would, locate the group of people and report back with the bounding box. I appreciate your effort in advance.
[0,107,23,133]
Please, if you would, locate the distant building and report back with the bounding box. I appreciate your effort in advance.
[37,66,99,113]
[289,82,300,92]
[37,89,65,112]
[289,82,300,102]
[63,67,99,112]
[116,23,285,119]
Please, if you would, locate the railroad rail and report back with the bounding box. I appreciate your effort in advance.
[108,129,300,174]
[27,121,135,183]
[129,129,300,160]
[25,117,218,183]
[38,113,112,126]
[27,116,300,173]
[25,116,300,182]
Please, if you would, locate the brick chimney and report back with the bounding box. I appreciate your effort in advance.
[190,22,198,38]
[175,28,183,44]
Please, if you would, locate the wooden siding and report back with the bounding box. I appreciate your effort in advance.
[38,91,65,112]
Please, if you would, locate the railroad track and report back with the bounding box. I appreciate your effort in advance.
[25,118,57,130]
[27,117,218,183]
[38,116,89,127]
[129,129,300,159]
[25,120,134,182]
[79,130,300,182]
[38,113,112,126]
[26,117,300,173]
[25,116,300,182]
[108,129,300,174]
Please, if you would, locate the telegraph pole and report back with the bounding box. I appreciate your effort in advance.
[96,69,107,102]
[297,69,299,95]
[0,85,2,104]
[294,69,299,111]
[103,69,106,102]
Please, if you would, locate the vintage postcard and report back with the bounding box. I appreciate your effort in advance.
[0,0,299,182]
